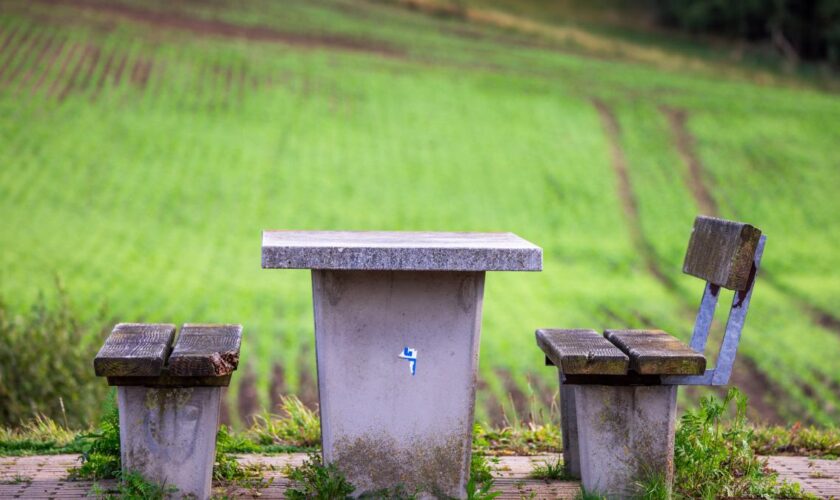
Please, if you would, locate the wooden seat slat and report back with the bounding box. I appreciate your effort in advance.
[604,329,706,375]
[168,324,242,377]
[536,329,629,375]
[94,323,176,377]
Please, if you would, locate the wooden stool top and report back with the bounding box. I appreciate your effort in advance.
[94,323,242,387]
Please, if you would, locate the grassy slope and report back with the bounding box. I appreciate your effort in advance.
[0,0,839,425]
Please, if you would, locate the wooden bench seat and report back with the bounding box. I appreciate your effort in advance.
[536,328,704,379]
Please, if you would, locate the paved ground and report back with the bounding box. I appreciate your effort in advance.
[0,453,836,498]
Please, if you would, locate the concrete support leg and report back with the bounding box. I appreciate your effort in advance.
[559,383,580,479]
[117,386,221,499]
[312,270,485,498]
[574,385,677,499]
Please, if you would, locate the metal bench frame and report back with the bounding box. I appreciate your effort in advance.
[663,234,766,386]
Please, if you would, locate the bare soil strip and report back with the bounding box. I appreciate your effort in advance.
[57,44,96,101]
[35,0,404,58]
[47,42,79,98]
[129,57,152,89]
[660,106,720,216]
[296,348,320,410]
[237,368,261,426]
[591,98,675,290]
[31,37,65,93]
[591,98,784,423]
[0,25,22,55]
[2,31,45,85]
[0,29,31,82]
[111,52,127,86]
[16,35,55,91]
[92,49,115,96]
[79,44,100,89]
[269,363,287,412]
[763,272,840,337]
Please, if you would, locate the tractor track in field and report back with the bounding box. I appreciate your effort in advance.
[660,106,719,216]
[591,98,677,291]
[660,106,840,341]
[592,98,785,424]
[34,0,404,58]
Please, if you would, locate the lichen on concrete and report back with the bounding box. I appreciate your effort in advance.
[332,431,467,498]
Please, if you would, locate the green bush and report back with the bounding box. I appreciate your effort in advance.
[0,283,108,428]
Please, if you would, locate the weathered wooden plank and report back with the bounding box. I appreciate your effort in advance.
[604,329,706,375]
[536,329,629,375]
[168,324,242,377]
[682,215,761,290]
[94,323,175,377]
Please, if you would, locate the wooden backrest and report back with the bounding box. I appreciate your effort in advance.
[682,215,762,291]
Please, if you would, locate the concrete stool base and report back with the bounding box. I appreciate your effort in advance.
[118,386,221,499]
[570,385,677,499]
[559,384,581,479]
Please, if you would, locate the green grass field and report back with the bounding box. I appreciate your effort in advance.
[1,0,839,426]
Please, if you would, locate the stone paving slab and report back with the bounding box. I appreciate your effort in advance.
[767,456,840,499]
[0,453,836,498]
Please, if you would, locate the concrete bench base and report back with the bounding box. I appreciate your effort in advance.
[562,384,677,498]
[118,386,221,499]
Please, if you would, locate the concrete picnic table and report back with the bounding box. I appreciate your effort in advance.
[261,231,542,498]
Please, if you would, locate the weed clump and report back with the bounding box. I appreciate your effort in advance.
[466,453,500,500]
[89,471,178,499]
[68,394,120,480]
[285,452,355,499]
[529,455,568,480]
[672,388,812,499]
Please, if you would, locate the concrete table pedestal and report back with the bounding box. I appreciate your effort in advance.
[263,231,542,497]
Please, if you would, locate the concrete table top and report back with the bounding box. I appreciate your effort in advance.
[261,231,542,271]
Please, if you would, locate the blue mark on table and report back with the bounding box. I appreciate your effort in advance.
[398,347,418,376]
